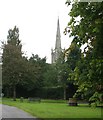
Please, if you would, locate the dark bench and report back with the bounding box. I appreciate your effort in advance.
[28,97,41,103]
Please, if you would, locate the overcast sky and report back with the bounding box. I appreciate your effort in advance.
[0,0,72,63]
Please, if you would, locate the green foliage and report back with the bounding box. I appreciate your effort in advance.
[88,59,103,85]
[65,2,103,58]
[89,92,100,102]
[55,53,69,99]
[65,40,81,83]
[28,54,47,89]
[2,26,63,99]
[43,64,58,87]
[2,26,26,100]
[89,92,103,107]
[2,27,48,98]
[65,1,103,101]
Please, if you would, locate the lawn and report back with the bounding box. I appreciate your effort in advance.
[2,98,102,120]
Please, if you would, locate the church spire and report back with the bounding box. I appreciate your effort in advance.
[55,17,61,50]
[51,17,62,64]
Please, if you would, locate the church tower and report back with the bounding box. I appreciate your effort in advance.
[51,18,63,63]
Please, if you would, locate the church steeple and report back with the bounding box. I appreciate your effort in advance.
[55,17,61,51]
[51,17,63,64]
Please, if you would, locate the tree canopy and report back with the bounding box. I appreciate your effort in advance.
[2,26,25,100]
[65,1,103,102]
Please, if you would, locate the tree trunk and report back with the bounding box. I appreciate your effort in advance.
[63,86,66,100]
[13,85,16,101]
[6,87,10,98]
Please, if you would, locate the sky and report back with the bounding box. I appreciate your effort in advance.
[0,0,72,63]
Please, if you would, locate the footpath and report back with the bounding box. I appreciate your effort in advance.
[0,104,37,119]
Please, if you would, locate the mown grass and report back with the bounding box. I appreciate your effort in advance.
[2,98,102,120]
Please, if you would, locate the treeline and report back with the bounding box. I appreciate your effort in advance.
[2,26,46,100]
[1,26,76,100]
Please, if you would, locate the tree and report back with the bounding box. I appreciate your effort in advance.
[65,1,103,58]
[65,39,81,81]
[64,39,81,99]
[43,63,58,87]
[65,1,103,101]
[55,53,69,100]
[2,26,25,100]
[28,54,47,89]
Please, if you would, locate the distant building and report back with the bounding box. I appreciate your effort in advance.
[51,18,64,64]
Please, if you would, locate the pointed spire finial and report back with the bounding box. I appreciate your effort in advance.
[55,17,61,50]
[57,16,59,28]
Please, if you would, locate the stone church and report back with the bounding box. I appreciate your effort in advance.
[51,18,64,63]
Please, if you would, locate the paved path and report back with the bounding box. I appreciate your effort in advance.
[0,104,2,119]
[0,104,37,119]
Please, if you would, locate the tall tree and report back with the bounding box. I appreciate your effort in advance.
[65,1,103,101]
[2,26,25,100]
[65,1,103,58]
[65,40,81,80]
[56,53,69,100]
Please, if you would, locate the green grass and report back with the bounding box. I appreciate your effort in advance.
[2,98,102,119]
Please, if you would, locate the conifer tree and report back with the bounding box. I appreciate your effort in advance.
[2,26,24,100]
